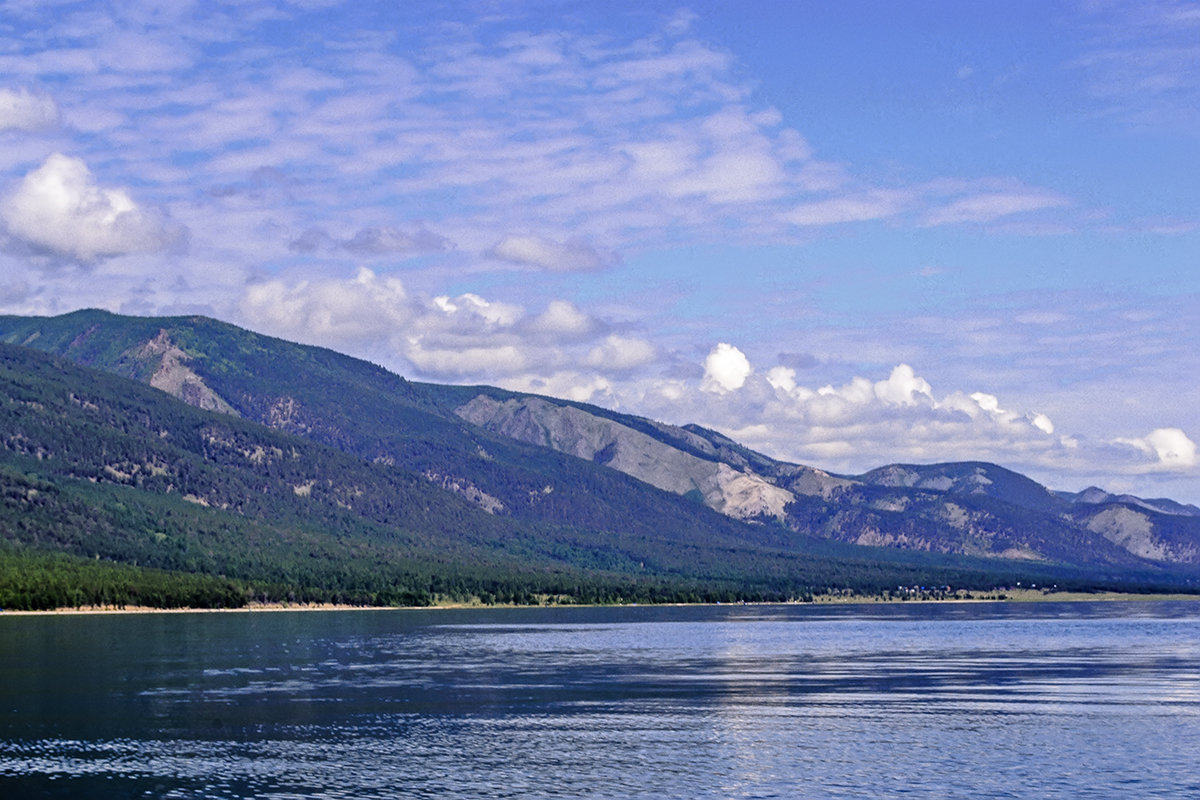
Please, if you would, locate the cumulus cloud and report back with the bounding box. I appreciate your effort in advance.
[499,372,616,405]
[1,4,1186,500]
[643,356,1083,484]
[765,366,797,393]
[585,335,656,370]
[238,268,656,384]
[432,292,523,327]
[526,300,594,336]
[873,364,933,406]
[241,270,536,374]
[1031,413,1055,435]
[701,342,752,393]
[488,234,614,271]
[241,267,412,345]
[1,154,183,261]
[626,351,1199,501]
[969,392,1003,414]
[1116,428,1197,470]
[0,87,59,132]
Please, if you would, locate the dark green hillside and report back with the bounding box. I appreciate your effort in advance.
[2,309,1197,607]
[2,341,1072,608]
[0,310,790,541]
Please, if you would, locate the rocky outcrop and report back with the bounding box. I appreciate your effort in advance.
[1085,506,1177,562]
[424,470,506,515]
[456,394,794,521]
[136,330,239,416]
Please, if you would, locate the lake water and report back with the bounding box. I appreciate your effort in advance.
[2,601,1199,799]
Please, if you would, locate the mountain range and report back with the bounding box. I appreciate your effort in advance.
[1,309,1196,609]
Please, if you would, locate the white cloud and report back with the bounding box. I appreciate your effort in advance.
[0,5,1081,281]
[627,359,1092,490]
[1031,413,1055,435]
[624,140,696,181]
[787,192,908,226]
[241,267,411,345]
[923,191,1070,226]
[0,87,59,131]
[937,391,987,419]
[701,342,752,393]
[489,234,613,271]
[405,338,528,376]
[969,392,1003,414]
[765,366,797,393]
[666,145,784,204]
[237,268,661,384]
[528,300,594,336]
[500,371,616,404]
[1,153,182,261]
[432,293,523,327]
[874,364,933,406]
[585,335,656,370]
[1116,428,1197,469]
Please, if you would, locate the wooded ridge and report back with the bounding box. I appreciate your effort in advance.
[1,309,1196,610]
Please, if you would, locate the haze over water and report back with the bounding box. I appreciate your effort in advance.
[3,602,1199,799]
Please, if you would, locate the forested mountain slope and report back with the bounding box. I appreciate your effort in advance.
[2,309,1197,603]
[8,341,1100,609]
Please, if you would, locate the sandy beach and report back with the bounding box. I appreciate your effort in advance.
[3,589,1198,616]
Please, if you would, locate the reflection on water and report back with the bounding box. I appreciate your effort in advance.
[2,602,1200,798]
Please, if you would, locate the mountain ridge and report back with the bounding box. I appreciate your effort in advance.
[2,309,1197,604]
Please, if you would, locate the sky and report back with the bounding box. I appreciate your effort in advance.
[0,0,1197,502]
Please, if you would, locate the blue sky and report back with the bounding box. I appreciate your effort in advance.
[0,0,1197,501]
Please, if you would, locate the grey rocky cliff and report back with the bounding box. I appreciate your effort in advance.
[456,394,796,521]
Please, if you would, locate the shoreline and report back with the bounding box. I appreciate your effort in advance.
[3,589,1198,616]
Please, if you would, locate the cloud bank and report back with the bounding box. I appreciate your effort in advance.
[2,154,183,262]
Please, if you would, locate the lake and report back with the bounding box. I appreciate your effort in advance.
[2,601,1199,799]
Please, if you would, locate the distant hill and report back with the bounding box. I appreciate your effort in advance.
[857,462,1063,512]
[451,388,1200,570]
[1056,486,1200,518]
[1,309,1197,608]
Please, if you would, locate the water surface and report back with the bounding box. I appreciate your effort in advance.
[2,601,1199,798]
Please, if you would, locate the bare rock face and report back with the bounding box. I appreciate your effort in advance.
[867,464,991,493]
[708,463,793,519]
[136,330,239,416]
[424,470,506,515]
[456,394,795,522]
[1085,506,1174,562]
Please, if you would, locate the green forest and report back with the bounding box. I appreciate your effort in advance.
[1,312,1196,611]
